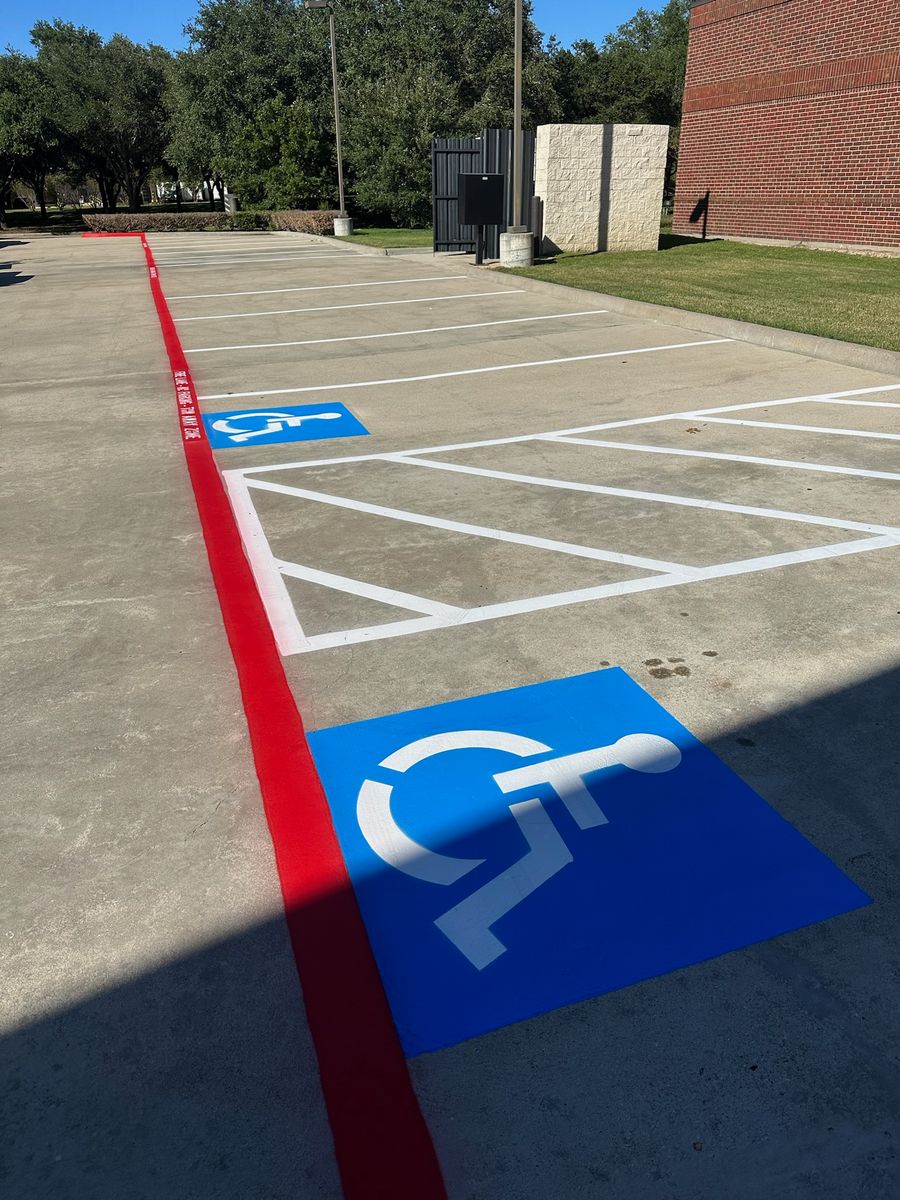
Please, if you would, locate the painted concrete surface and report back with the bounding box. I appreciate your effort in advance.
[0,234,341,1200]
[4,230,900,1199]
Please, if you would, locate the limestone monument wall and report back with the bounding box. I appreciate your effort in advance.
[534,123,669,255]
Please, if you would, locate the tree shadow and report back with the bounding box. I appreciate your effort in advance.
[0,259,33,287]
[3,665,899,1197]
[658,232,721,250]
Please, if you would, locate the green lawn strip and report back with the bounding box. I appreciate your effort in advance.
[336,226,432,249]
[3,207,88,234]
[502,238,900,352]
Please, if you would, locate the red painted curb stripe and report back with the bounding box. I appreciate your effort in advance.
[92,231,446,1199]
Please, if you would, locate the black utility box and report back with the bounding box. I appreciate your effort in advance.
[457,173,505,227]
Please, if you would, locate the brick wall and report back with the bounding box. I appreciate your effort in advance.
[673,0,900,247]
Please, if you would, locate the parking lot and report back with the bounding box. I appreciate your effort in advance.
[5,228,900,1198]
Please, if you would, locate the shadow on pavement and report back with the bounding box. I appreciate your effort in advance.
[0,257,33,286]
[3,665,899,1199]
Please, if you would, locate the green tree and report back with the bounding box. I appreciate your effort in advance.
[332,0,557,222]
[103,37,172,210]
[228,95,328,209]
[0,55,32,225]
[0,51,64,222]
[165,50,227,208]
[172,0,332,208]
[29,22,121,210]
[344,69,459,225]
[30,21,171,211]
[549,0,689,126]
[549,0,690,201]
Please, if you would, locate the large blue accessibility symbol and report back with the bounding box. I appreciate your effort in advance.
[309,669,869,1056]
[202,401,368,448]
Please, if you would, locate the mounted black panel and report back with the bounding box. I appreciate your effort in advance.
[457,173,505,227]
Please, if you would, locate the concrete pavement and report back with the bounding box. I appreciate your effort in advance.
[3,228,900,1199]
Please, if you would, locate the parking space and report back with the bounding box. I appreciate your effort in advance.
[149,232,899,685]
[7,229,900,1199]
[151,233,900,1195]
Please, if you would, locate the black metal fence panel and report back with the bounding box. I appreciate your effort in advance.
[432,137,481,253]
[432,129,535,257]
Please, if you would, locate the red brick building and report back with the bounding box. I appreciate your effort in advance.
[673,0,900,248]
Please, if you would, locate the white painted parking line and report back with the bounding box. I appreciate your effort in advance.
[551,436,900,482]
[156,249,349,262]
[146,240,287,250]
[285,538,900,654]
[244,476,694,574]
[221,470,311,654]
[219,379,900,654]
[155,251,349,265]
[176,289,524,323]
[697,417,900,441]
[185,310,611,354]
[149,244,287,253]
[386,455,900,536]
[277,560,465,619]
[159,253,351,269]
[235,383,900,475]
[154,245,335,258]
[198,339,731,401]
[167,275,469,300]
[149,235,298,244]
[816,397,900,409]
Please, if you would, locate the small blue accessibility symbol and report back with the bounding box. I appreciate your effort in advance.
[308,669,869,1056]
[202,401,368,448]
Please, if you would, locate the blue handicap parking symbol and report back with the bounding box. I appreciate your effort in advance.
[309,669,869,1056]
[202,401,368,448]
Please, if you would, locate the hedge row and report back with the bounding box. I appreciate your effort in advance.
[270,210,338,235]
[82,210,338,234]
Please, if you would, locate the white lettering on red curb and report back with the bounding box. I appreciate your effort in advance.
[174,368,202,440]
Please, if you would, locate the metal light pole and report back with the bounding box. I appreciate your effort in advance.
[499,0,533,265]
[511,0,524,231]
[305,1,352,233]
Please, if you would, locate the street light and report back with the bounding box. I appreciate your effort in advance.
[304,0,352,235]
[499,0,533,266]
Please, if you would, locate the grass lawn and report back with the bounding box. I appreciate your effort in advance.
[335,226,432,249]
[3,207,88,234]
[503,236,900,352]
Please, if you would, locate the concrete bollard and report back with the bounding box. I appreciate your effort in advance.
[499,229,534,267]
[333,216,353,237]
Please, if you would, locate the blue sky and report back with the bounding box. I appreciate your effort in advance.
[3,0,653,55]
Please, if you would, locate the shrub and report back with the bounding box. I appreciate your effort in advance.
[83,209,337,235]
[83,212,237,232]
[270,210,337,235]
[230,210,271,230]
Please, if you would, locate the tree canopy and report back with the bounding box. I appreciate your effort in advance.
[0,0,690,226]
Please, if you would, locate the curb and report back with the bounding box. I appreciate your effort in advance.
[330,237,392,257]
[472,264,900,377]
[325,235,436,258]
[292,234,900,376]
[100,231,448,1200]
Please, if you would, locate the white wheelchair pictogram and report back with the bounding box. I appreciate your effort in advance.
[356,729,682,969]
[211,410,343,443]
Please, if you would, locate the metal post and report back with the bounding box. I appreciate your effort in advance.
[328,9,347,218]
[511,0,524,232]
[499,0,532,265]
